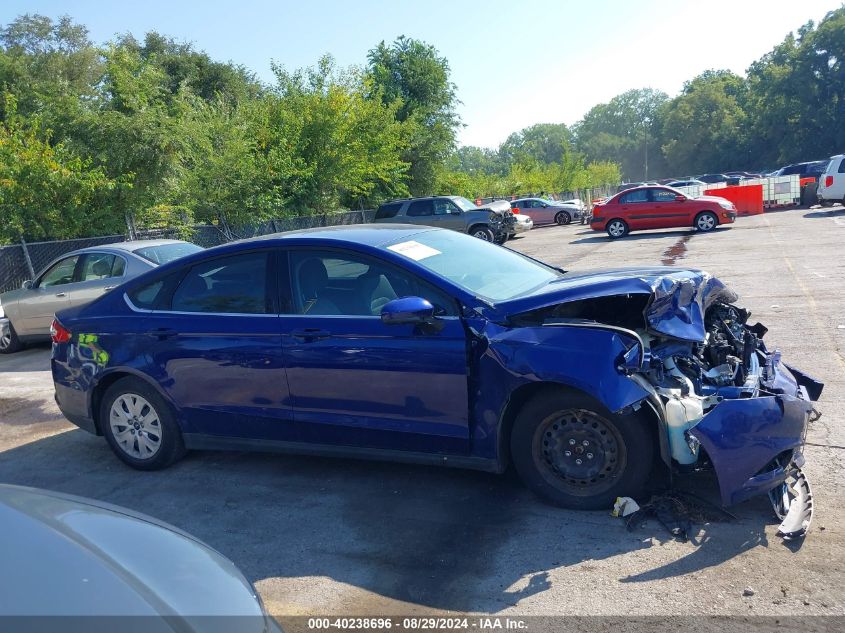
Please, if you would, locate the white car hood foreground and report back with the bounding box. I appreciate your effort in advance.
[0,485,275,632]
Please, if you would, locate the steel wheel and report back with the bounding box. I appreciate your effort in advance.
[606,219,627,238]
[109,393,163,460]
[695,212,717,231]
[532,408,626,496]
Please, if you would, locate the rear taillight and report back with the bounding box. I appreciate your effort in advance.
[825,175,834,188]
[511,207,519,214]
[50,318,71,344]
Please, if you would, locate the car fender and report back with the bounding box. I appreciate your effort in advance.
[467,321,652,462]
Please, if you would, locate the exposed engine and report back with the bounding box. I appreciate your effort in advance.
[641,302,771,465]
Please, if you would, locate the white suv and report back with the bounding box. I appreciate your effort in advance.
[818,154,845,206]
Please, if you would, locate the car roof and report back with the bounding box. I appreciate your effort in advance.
[230,224,439,249]
[68,239,189,256]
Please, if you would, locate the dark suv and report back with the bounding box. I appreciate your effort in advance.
[374,196,516,243]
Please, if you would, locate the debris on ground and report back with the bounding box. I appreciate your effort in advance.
[743,587,755,597]
[611,496,640,517]
[620,491,736,542]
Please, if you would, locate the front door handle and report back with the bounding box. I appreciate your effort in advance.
[55,292,67,298]
[104,285,116,291]
[148,328,178,340]
[291,328,331,341]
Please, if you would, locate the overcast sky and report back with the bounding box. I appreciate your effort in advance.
[2,0,841,148]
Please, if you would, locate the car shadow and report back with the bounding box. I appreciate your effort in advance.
[803,207,845,219]
[0,429,793,613]
[0,343,52,372]
[570,228,731,245]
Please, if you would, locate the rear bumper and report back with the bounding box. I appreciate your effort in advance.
[53,359,98,435]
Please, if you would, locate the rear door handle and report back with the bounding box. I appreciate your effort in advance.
[291,328,331,341]
[148,328,178,340]
[55,292,67,298]
[104,285,116,291]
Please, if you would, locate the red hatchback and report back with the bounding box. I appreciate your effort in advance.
[591,186,737,239]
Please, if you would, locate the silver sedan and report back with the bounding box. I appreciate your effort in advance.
[0,239,202,353]
[510,198,581,225]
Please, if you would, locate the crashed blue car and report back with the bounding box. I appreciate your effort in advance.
[51,225,822,535]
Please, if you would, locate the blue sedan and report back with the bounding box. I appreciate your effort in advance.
[51,225,822,526]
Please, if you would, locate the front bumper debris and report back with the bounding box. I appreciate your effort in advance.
[769,467,813,540]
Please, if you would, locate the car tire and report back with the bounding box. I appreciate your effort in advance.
[694,211,718,232]
[0,321,23,354]
[100,377,186,471]
[555,211,572,225]
[606,219,628,239]
[510,389,654,510]
[469,225,495,242]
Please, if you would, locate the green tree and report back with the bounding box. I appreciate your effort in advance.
[0,99,115,241]
[573,88,668,180]
[746,7,845,165]
[660,70,751,175]
[367,36,459,195]
[499,123,571,166]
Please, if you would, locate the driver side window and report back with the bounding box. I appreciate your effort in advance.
[433,199,457,215]
[286,250,458,317]
[651,189,677,202]
[38,256,79,288]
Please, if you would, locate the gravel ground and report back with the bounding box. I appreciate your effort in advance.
[0,206,843,624]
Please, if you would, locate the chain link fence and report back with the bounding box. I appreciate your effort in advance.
[0,210,375,293]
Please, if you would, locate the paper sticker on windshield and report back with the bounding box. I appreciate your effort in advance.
[387,241,441,261]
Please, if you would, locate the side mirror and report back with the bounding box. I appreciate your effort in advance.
[380,296,435,325]
[22,280,33,289]
[674,195,686,202]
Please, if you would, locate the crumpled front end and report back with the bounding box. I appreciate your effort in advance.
[501,268,823,534]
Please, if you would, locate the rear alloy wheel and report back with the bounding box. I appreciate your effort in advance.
[470,226,495,242]
[555,211,572,225]
[606,219,628,239]
[101,377,185,471]
[695,211,718,232]
[0,321,23,354]
[510,390,654,509]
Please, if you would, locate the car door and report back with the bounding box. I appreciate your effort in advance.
[138,249,291,440]
[616,188,652,229]
[530,199,557,224]
[648,188,691,228]
[15,255,80,336]
[71,252,128,307]
[433,198,466,231]
[403,199,437,228]
[279,247,470,454]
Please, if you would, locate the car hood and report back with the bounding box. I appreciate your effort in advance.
[692,194,731,204]
[494,266,738,341]
[0,485,266,626]
[478,200,512,214]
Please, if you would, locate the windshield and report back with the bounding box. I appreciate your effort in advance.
[452,197,479,211]
[384,230,562,302]
[133,242,203,265]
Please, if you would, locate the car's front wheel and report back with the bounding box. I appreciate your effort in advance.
[606,218,629,239]
[100,377,186,471]
[469,225,495,242]
[510,389,654,509]
[555,211,572,225]
[0,321,23,354]
[694,211,718,232]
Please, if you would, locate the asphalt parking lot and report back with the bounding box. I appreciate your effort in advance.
[1,207,844,622]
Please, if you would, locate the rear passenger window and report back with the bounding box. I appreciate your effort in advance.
[406,200,434,216]
[620,190,649,203]
[171,252,269,314]
[375,202,402,219]
[839,160,845,174]
[130,280,166,310]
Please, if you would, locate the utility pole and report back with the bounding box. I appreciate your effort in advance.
[644,121,649,181]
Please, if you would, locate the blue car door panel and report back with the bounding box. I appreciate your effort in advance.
[140,250,292,439]
[280,248,470,453]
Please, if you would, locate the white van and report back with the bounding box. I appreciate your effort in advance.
[818,154,845,206]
